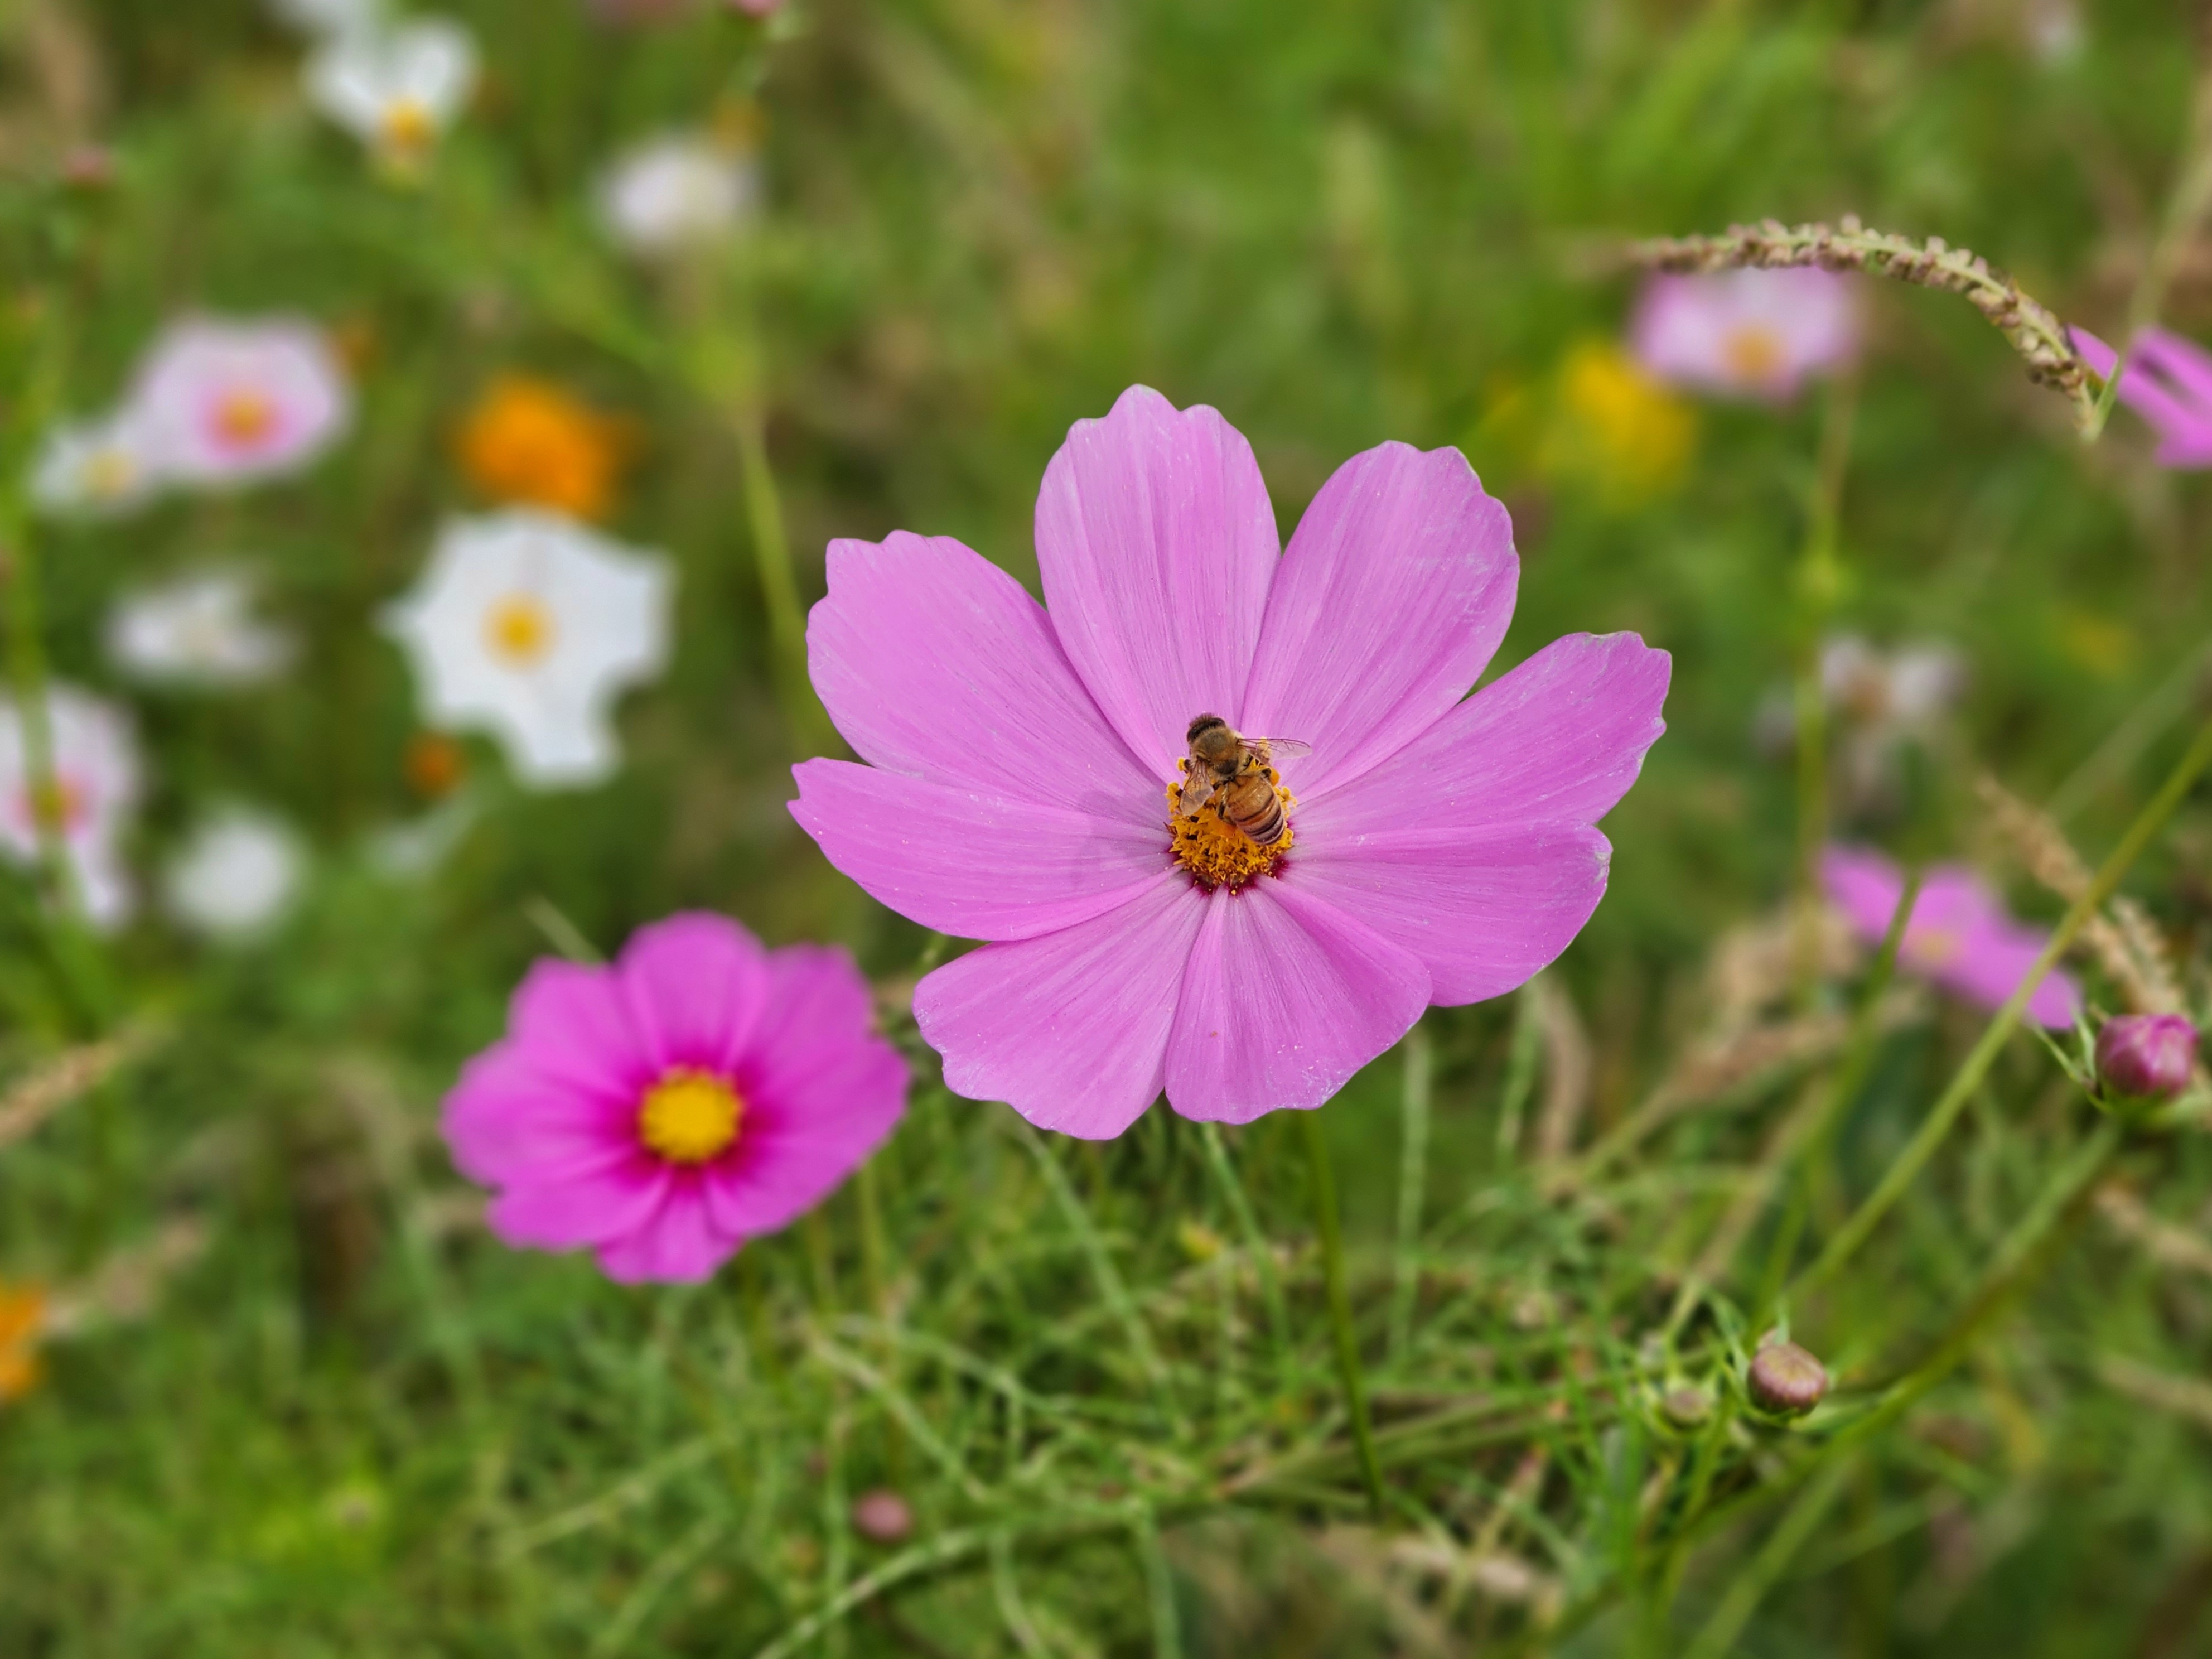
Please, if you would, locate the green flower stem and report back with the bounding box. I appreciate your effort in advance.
[1197,1122,1293,1395]
[1301,1109,1384,1518]
[1789,374,1856,1007]
[1789,714,2212,1306]
[1388,1022,1433,1364]
[1681,1452,1857,1659]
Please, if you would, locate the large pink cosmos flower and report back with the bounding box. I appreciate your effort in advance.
[790,386,1670,1137]
[443,913,907,1284]
[1631,268,1859,402]
[2071,326,2212,469]
[128,317,351,488]
[1823,845,2079,1029]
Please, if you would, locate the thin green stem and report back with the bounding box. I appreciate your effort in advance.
[1790,375,1856,1007]
[1388,1023,1433,1364]
[1790,716,2212,1304]
[1682,1453,1856,1659]
[1197,1122,1293,1393]
[1301,1110,1384,1518]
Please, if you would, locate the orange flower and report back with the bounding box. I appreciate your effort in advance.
[455,377,627,520]
[0,1281,47,1404]
[404,731,467,799]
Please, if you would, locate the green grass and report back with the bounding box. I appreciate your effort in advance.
[7,0,2212,1653]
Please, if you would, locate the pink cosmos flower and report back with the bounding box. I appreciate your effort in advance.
[789,385,1670,1137]
[727,0,785,14]
[2070,326,2212,468]
[0,684,141,930]
[1631,267,1859,402]
[1822,845,2078,1029]
[128,317,351,488]
[442,913,907,1284]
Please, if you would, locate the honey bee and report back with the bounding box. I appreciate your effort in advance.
[1175,714,1311,847]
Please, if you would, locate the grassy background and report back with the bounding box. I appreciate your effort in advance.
[5,0,2212,1653]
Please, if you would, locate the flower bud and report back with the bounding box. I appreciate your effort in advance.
[2095,1014,2199,1104]
[1747,1339,1828,1418]
[1660,1385,1711,1429]
[851,1488,913,1544]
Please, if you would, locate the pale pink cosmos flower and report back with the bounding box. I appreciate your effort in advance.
[128,317,351,488]
[443,914,907,1284]
[790,385,1670,1137]
[2071,326,2212,469]
[1822,845,2078,1029]
[0,685,141,930]
[1631,268,1860,402]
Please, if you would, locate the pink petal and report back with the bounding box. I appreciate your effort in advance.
[488,1157,670,1251]
[709,945,909,1237]
[1033,386,1279,775]
[1163,881,1429,1123]
[2134,328,2212,408]
[615,912,771,1076]
[1280,823,1614,1006]
[808,531,1155,814]
[1240,442,1517,797]
[443,1043,636,1187]
[595,1176,738,1284]
[912,875,1205,1137]
[1943,928,2080,1030]
[2068,327,2119,380]
[1295,632,1669,828]
[509,957,654,1101]
[789,758,1171,942]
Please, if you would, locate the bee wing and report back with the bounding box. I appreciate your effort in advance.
[1244,736,1313,759]
[1176,770,1220,814]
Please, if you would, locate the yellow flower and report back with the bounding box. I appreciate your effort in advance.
[455,377,628,521]
[0,1281,47,1405]
[1538,340,1698,506]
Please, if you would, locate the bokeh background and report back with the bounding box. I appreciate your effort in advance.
[6,1,2212,1654]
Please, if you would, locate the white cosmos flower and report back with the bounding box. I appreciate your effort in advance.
[31,412,167,519]
[0,686,141,930]
[165,808,305,940]
[380,510,674,790]
[597,134,759,257]
[107,571,296,689]
[305,17,478,168]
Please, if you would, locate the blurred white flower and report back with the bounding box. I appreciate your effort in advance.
[130,317,351,489]
[597,134,759,257]
[106,571,296,689]
[1631,268,1859,402]
[380,510,674,790]
[2025,0,2083,64]
[1820,635,1965,732]
[305,17,478,170]
[269,0,384,36]
[165,809,305,941]
[30,412,167,519]
[0,686,141,930]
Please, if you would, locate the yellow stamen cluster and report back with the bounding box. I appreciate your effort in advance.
[484,594,557,666]
[1166,764,1295,894]
[212,389,277,448]
[1723,323,1787,385]
[637,1069,744,1165]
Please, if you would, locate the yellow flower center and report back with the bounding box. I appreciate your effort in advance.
[1166,764,1296,894]
[1907,925,1961,968]
[25,777,84,833]
[637,1069,744,1165]
[212,388,277,449]
[1723,324,1787,386]
[380,99,434,158]
[484,595,557,666]
[83,449,136,499]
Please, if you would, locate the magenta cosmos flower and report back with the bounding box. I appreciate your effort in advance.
[1631,268,1859,402]
[2071,326,2212,469]
[443,913,907,1283]
[128,317,351,488]
[790,386,1670,1137]
[1823,845,2078,1029]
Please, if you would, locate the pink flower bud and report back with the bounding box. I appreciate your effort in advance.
[1747,1339,1828,1417]
[851,1488,913,1544]
[2095,1014,2199,1102]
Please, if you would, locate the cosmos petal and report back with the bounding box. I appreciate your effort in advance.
[790,759,1171,942]
[808,530,1156,816]
[443,1042,637,1187]
[1163,881,1429,1123]
[912,875,1204,1138]
[1033,385,1279,775]
[593,1176,733,1284]
[616,912,773,1076]
[1282,823,1614,1006]
[1295,633,1670,833]
[508,958,655,1102]
[1240,442,1517,798]
[488,1157,670,1251]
